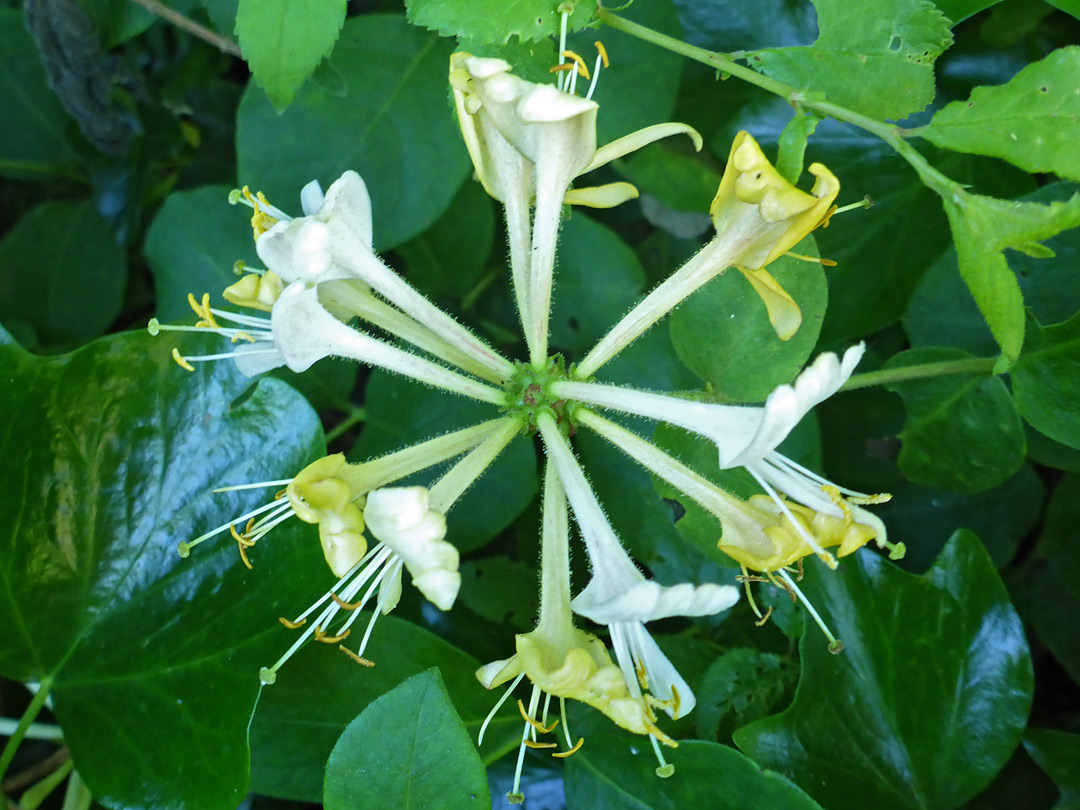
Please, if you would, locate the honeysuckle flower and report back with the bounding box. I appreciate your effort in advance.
[575,131,840,378]
[536,411,739,772]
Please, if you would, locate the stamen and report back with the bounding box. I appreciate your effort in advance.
[331,592,363,610]
[585,42,608,100]
[561,50,590,80]
[237,541,253,569]
[183,497,293,555]
[524,740,558,750]
[478,671,525,747]
[517,699,558,733]
[594,41,610,68]
[171,348,195,372]
[557,9,569,91]
[740,564,764,619]
[229,523,255,548]
[213,479,293,493]
[670,685,682,719]
[188,293,221,329]
[551,737,584,758]
[279,616,306,629]
[313,626,351,644]
[785,252,838,267]
[754,605,774,627]
[559,697,573,750]
[777,568,844,653]
[510,686,543,803]
[750,469,838,569]
[339,646,375,667]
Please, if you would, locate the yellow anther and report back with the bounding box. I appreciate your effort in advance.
[549,63,576,74]
[274,488,287,500]
[331,592,362,610]
[171,348,195,372]
[242,185,279,240]
[186,292,221,329]
[671,685,682,719]
[524,740,558,750]
[230,523,254,548]
[754,605,774,627]
[230,331,256,344]
[279,616,306,629]
[313,625,351,644]
[237,541,253,570]
[560,50,590,79]
[340,646,375,667]
[594,41,609,68]
[635,658,648,691]
[517,700,558,734]
[551,737,584,758]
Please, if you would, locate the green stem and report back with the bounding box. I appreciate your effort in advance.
[324,408,366,444]
[0,678,54,783]
[841,356,997,391]
[595,10,961,197]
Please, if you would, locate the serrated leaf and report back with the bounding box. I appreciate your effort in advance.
[323,669,490,810]
[235,0,346,112]
[883,347,1025,492]
[0,327,326,810]
[0,200,127,350]
[236,15,471,251]
[920,47,1080,181]
[943,188,1080,366]
[735,531,1033,810]
[564,735,824,809]
[1012,310,1080,449]
[746,0,954,120]
[407,0,596,45]
[669,235,827,402]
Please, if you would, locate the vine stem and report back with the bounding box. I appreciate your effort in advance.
[595,10,961,198]
[841,356,997,391]
[128,0,242,56]
[0,678,54,784]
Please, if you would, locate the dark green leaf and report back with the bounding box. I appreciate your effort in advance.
[459,556,538,629]
[408,0,595,44]
[921,47,1080,181]
[776,112,819,183]
[0,7,83,179]
[1024,728,1080,810]
[144,185,259,321]
[0,200,126,349]
[883,347,1025,492]
[673,0,817,52]
[0,328,325,810]
[669,235,827,402]
[235,0,346,112]
[323,669,490,810]
[695,648,798,743]
[564,734,824,809]
[931,0,1002,22]
[616,145,722,213]
[82,0,201,46]
[251,615,516,801]
[747,0,954,120]
[236,15,472,251]
[351,370,537,553]
[735,531,1033,810]
[1012,311,1080,449]
[550,213,645,352]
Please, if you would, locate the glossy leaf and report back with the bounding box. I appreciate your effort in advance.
[0,200,127,350]
[323,669,490,809]
[0,8,83,178]
[695,648,798,743]
[0,327,326,810]
[407,0,595,44]
[351,370,537,553]
[1012,311,1080,450]
[251,615,517,801]
[747,0,954,120]
[736,531,1033,810]
[669,235,828,402]
[921,47,1080,181]
[883,347,1025,492]
[550,214,646,352]
[616,145,723,213]
[564,735,824,809]
[942,188,1080,366]
[1023,728,1080,810]
[235,0,346,112]
[236,15,471,252]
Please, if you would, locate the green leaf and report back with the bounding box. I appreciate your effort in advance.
[1024,729,1080,810]
[904,182,1080,355]
[407,0,596,45]
[669,235,828,402]
[746,0,954,120]
[1012,311,1080,449]
[920,47,1080,181]
[351,370,538,553]
[1046,0,1080,19]
[0,200,127,349]
[776,112,820,183]
[882,347,1025,492]
[459,556,538,630]
[0,329,326,810]
[930,0,1002,23]
[396,180,495,302]
[236,15,472,252]
[550,214,646,352]
[616,145,722,213]
[0,8,83,179]
[144,185,260,321]
[324,669,490,809]
[251,615,515,801]
[235,0,346,112]
[564,735,824,809]
[695,648,798,743]
[735,531,1033,810]
[82,0,201,46]
[942,188,1080,366]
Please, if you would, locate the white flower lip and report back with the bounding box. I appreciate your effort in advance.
[571,579,740,625]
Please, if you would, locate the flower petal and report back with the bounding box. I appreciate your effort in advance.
[571,579,739,625]
[563,182,640,208]
[584,122,703,174]
[735,265,802,341]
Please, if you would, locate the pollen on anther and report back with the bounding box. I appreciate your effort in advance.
[171,348,195,373]
[560,50,590,79]
[340,645,375,667]
[594,42,610,67]
[551,737,584,758]
[279,616,306,629]
[314,626,351,644]
[331,592,363,610]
